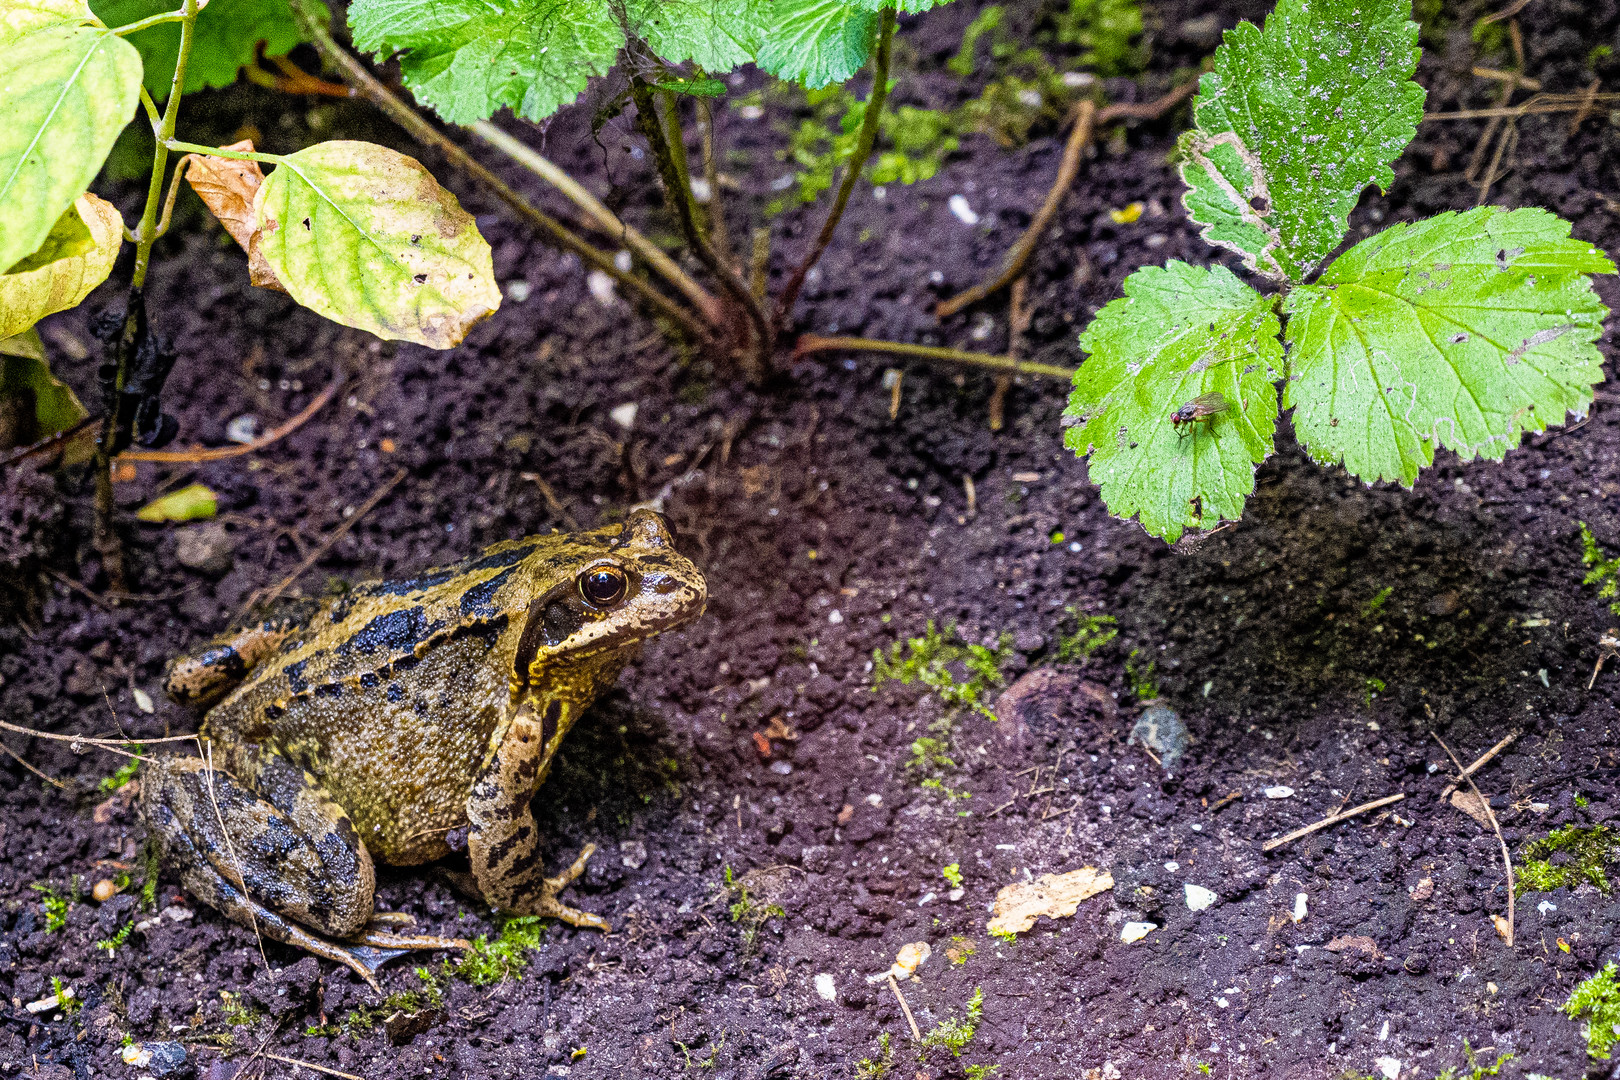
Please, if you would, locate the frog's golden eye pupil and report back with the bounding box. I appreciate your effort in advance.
[579,567,627,607]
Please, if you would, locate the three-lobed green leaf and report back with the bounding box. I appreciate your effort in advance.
[1179,0,1424,282]
[89,0,306,98]
[0,0,141,273]
[253,140,501,349]
[1284,207,1615,485]
[1064,262,1283,543]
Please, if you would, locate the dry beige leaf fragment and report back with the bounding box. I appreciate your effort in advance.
[1450,788,1494,829]
[987,866,1113,935]
[183,140,284,292]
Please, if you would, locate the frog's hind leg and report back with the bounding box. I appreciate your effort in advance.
[466,709,611,931]
[142,754,467,989]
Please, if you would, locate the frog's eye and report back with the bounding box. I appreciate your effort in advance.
[578,565,629,608]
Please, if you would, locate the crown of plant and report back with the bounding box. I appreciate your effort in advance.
[1061,0,1615,543]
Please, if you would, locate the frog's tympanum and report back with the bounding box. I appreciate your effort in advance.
[142,511,705,985]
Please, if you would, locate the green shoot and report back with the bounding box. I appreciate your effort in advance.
[31,879,79,934]
[965,1066,1001,1080]
[99,749,143,793]
[856,1032,895,1078]
[872,621,1012,719]
[1566,962,1620,1059]
[93,920,134,957]
[455,915,545,986]
[1125,649,1159,700]
[1432,1042,1512,1079]
[1518,826,1618,894]
[1057,608,1117,662]
[1361,587,1394,618]
[1364,677,1386,707]
[949,6,1004,76]
[219,991,263,1027]
[919,987,984,1056]
[942,863,963,889]
[944,936,976,964]
[49,976,80,1015]
[1580,523,1620,614]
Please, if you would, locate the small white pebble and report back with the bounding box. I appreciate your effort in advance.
[586,269,617,306]
[132,688,154,714]
[917,891,936,906]
[769,760,792,775]
[1164,861,1179,872]
[225,415,260,444]
[1538,900,1557,915]
[866,793,884,807]
[1375,1057,1401,1080]
[613,250,633,272]
[739,104,765,121]
[689,177,713,204]
[814,973,837,1001]
[1184,884,1217,912]
[1121,921,1157,944]
[1293,893,1308,923]
[1264,786,1295,799]
[505,280,532,302]
[828,610,843,625]
[948,194,979,226]
[1017,89,1043,107]
[947,887,964,902]
[1062,71,1096,88]
[610,402,638,429]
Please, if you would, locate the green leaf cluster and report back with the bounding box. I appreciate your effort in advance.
[1053,0,1144,77]
[350,0,962,127]
[1063,0,1615,543]
[1566,962,1620,1059]
[1580,523,1620,615]
[88,0,307,98]
[918,986,984,1055]
[1517,825,1618,894]
[1056,607,1116,662]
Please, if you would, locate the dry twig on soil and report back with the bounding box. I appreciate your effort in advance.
[1261,792,1406,853]
[887,974,922,1042]
[119,375,341,463]
[1431,730,1515,947]
[794,335,1075,380]
[1437,729,1519,802]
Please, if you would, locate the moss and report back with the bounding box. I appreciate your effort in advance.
[1053,0,1145,76]
[1125,648,1159,700]
[1580,522,1620,615]
[872,620,1012,719]
[99,749,143,793]
[944,936,975,965]
[1361,586,1393,618]
[49,976,80,1015]
[856,1032,894,1078]
[1056,608,1117,662]
[965,1067,1000,1080]
[93,920,134,957]
[218,991,263,1027]
[455,915,544,986]
[919,987,985,1056]
[31,879,79,934]
[1518,826,1618,894]
[1566,962,1620,1059]
[1432,1042,1512,1079]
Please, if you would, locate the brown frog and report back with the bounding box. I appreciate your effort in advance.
[142,510,705,986]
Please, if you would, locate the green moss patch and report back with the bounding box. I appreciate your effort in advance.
[1518,825,1618,894]
[1566,962,1620,1059]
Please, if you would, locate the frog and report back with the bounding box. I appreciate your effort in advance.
[141,509,706,987]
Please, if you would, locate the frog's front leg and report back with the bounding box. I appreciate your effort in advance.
[163,598,321,708]
[466,708,610,931]
[142,749,467,989]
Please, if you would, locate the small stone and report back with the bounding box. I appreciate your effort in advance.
[769,760,793,775]
[1129,705,1189,771]
[132,687,155,713]
[1184,884,1217,912]
[1293,893,1308,923]
[947,887,964,902]
[619,840,647,869]
[609,402,638,429]
[174,522,235,576]
[814,973,836,1001]
[587,269,617,306]
[92,878,119,903]
[1374,1056,1400,1080]
[225,415,260,444]
[1538,900,1557,915]
[948,194,979,226]
[1264,785,1295,799]
[1120,921,1157,944]
[144,1041,188,1078]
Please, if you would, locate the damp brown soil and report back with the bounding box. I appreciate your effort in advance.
[6,1,1620,1078]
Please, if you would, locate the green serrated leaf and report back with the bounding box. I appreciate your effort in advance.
[1180,0,1424,282]
[89,0,307,97]
[757,0,875,88]
[0,2,141,273]
[1064,261,1283,543]
[349,0,622,124]
[626,0,766,72]
[847,0,951,11]
[1284,207,1615,485]
[253,140,501,349]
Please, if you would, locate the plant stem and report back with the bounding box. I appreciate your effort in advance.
[774,5,896,332]
[793,334,1076,380]
[110,7,186,34]
[162,139,282,163]
[658,90,708,241]
[698,99,730,264]
[283,0,710,344]
[94,0,200,591]
[467,121,723,325]
[630,75,770,380]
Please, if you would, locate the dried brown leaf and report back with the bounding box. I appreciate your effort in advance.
[987,866,1113,935]
[184,140,285,293]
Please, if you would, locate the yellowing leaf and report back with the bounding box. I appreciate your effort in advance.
[986,866,1113,935]
[0,5,141,272]
[183,142,284,291]
[136,483,218,522]
[1,347,88,450]
[253,140,500,349]
[0,193,124,339]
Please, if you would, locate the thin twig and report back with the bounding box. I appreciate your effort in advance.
[0,742,67,789]
[120,374,341,463]
[774,7,898,331]
[1423,92,1620,121]
[1431,731,1514,947]
[283,0,710,344]
[1437,730,1519,802]
[202,740,271,973]
[240,467,406,615]
[0,719,200,751]
[887,974,923,1042]
[263,1055,362,1080]
[1261,792,1406,853]
[1478,0,1533,23]
[936,80,1198,317]
[794,334,1075,380]
[468,121,723,324]
[698,98,730,265]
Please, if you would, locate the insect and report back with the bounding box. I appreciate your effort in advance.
[1170,391,1231,437]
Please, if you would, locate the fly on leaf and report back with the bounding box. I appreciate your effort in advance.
[1170,391,1231,437]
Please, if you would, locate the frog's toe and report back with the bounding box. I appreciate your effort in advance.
[366,911,418,928]
[545,842,597,888]
[530,843,610,932]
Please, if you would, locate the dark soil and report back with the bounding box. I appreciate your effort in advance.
[6,1,1620,1078]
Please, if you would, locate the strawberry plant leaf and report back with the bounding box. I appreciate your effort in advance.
[348,0,623,124]
[0,194,124,339]
[89,0,307,97]
[756,0,876,89]
[625,0,767,72]
[0,0,141,273]
[1064,261,1283,543]
[253,140,501,349]
[1179,0,1424,282]
[1284,207,1615,485]
[848,0,949,10]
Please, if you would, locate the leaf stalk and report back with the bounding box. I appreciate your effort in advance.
[794,334,1076,380]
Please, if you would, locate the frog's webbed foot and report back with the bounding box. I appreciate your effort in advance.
[527,843,611,932]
